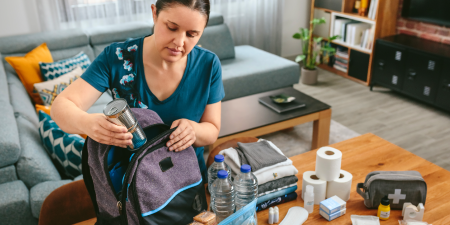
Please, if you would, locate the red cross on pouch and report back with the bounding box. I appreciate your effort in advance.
[388,189,406,204]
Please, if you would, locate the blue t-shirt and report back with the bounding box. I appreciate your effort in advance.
[81,37,225,178]
[81,36,225,125]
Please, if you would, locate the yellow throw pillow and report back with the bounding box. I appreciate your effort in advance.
[5,43,53,104]
[35,105,87,139]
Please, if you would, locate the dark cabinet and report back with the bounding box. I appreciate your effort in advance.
[372,42,406,91]
[314,0,343,12]
[403,51,441,104]
[348,50,370,82]
[372,34,450,112]
[436,61,450,111]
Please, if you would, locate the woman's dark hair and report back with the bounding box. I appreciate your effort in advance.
[155,0,210,25]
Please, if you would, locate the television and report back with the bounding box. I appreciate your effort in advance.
[402,0,450,27]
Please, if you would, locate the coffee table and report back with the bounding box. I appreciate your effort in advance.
[208,87,331,150]
[255,133,450,224]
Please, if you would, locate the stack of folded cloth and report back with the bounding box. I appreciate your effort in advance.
[219,139,298,212]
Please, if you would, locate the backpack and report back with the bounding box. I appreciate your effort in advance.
[82,108,207,225]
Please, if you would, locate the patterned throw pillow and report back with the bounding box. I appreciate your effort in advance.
[39,51,91,81]
[38,110,85,178]
[34,66,83,106]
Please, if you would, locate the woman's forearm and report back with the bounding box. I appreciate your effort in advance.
[51,96,90,135]
[190,121,220,147]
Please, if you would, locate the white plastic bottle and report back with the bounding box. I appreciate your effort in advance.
[212,170,235,223]
[234,164,258,211]
[304,185,314,213]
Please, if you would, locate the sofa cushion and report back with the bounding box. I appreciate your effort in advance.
[0,180,37,225]
[0,165,17,185]
[38,111,85,179]
[4,43,54,104]
[16,115,61,188]
[198,23,235,60]
[35,67,83,106]
[221,45,300,101]
[0,28,88,55]
[88,21,153,46]
[30,180,72,218]
[92,43,110,58]
[7,72,40,127]
[207,12,224,26]
[0,101,21,168]
[50,45,96,64]
[87,91,114,114]
[74,174,83,181]
[40,52,91,81]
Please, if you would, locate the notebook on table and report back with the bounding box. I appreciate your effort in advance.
[258,96,306,113]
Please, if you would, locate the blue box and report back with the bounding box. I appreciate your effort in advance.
[319,208,346,221]
[320,195,346,214]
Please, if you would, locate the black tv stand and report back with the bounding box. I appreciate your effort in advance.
[371,34,450,112]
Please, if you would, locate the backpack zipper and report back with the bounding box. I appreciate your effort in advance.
[120,126,176,224]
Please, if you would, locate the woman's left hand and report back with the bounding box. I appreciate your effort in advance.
[167,119,197,152]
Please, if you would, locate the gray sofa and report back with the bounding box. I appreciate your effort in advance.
[0,13,299,224]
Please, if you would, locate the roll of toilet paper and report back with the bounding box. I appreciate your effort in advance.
[302,171,327,205]
[326,170,353,201]
[315,147,342,181]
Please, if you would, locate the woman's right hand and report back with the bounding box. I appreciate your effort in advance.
[81,113,133,148]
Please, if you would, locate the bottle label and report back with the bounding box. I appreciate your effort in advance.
[380,211,390,218]
[306,201,314,206]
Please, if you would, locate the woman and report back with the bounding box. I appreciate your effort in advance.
[51,0,223,181]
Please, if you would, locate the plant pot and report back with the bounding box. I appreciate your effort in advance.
[301,67,318,85]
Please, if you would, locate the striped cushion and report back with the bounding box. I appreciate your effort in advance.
[39,52,91,81]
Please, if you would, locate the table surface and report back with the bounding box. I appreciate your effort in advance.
[220,87,330,137]
[256,133,450,224]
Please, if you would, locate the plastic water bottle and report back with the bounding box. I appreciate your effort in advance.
[234,164,258,211]
[212,170,235,223]
[207,155,230,194]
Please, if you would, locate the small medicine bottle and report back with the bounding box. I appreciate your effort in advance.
[304,185,314,213]
[377,195,390,220]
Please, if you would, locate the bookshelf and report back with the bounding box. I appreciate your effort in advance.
[311,0,400,86]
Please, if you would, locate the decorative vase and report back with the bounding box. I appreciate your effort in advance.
[301,67,318,85]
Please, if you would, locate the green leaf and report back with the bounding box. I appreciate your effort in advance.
[313,37,323,43]
[329,35,340,41]
[293,33,301,39]
[295,55,306,63]
[300,28,309,40]
[311,17,326,25]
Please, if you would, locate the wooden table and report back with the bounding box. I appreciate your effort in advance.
[255,133,450,224]
[209,87,332,150]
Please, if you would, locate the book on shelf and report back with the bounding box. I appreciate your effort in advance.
[336,46,349,59]
[333,64,348,73]
[335,57,348,65]
[366,26,375,50]
[335,61,348,68]
[368,0,378,20]
[347,23,371,46]
[334,19,351,40]
[342,21,360,42]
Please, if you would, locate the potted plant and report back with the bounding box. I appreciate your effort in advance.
[293,18,339,85]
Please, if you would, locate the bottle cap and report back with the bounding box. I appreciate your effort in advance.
[306,185,314,194]
[217,170,228,179]
[240,164,251,173]
[381,195,390,206]
[214,154,224,162]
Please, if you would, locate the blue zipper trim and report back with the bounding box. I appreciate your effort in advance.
[218,198,257,225]
[141,178,203,217]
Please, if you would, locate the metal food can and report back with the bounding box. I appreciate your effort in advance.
[103,98,147,151]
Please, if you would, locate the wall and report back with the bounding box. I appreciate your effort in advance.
[281,0,311,58]
[396,0,450,45]
[0,0,40,37]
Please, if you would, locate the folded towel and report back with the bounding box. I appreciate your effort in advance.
[256,192,298,212]
[219,140,298,185]
[258,175,298,194]
[258,183,297,197]
[237,140,287,171]
[257,185,298,204]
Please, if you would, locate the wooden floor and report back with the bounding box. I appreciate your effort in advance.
[293,68,450,171]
